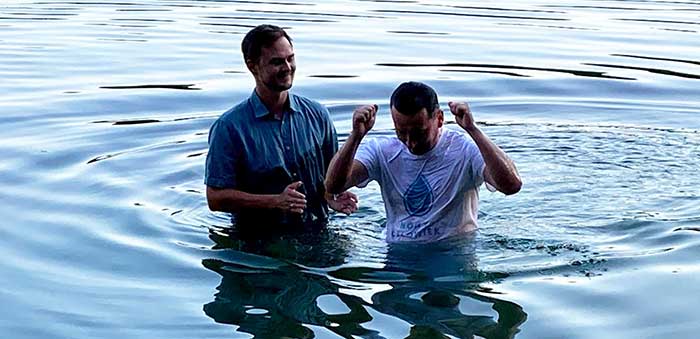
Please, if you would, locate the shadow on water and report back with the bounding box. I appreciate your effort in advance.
[202,228,526,338]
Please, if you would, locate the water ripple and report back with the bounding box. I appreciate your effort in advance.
[584,62,700,79]
[377,62,637,80]
[372,9,569,21]
[99,84,201,90]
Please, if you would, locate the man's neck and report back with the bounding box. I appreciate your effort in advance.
[255,85,288,119]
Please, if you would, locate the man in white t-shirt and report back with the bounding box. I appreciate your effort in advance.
[325,82,521,242]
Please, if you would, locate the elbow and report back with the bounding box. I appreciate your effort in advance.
[207,196,221,212]
[502,178,522,196]
[206,187,224,212]
[324,179,343,195]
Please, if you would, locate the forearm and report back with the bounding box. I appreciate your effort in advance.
[464,126,522,195]
[325,132,363,194]
[206,186,280,213]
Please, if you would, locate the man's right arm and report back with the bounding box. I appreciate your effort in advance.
[325,134,369,194]
[324,104,377,194]
[205,118,306,214]
[207,182,307,214]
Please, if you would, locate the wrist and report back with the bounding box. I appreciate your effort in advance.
[349,130,366,142]
[272,194,285,210]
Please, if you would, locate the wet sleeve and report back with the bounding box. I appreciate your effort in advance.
[354,138,380,188]
[204,119,239,188]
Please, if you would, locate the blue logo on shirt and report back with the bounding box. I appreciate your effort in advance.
[403,174,433,216]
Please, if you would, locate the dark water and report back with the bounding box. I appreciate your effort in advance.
[1,0,700,338]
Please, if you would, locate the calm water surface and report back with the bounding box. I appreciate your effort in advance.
[1,0,700,338]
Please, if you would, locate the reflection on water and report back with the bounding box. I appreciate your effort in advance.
[204,229,526,338]
[203,227,370,338]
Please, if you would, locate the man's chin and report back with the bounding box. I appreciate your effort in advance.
[409,148,427,155]
[265,81,293,92]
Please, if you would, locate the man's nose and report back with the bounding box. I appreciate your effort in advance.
[282,60,292,71]
[406,136,417,150]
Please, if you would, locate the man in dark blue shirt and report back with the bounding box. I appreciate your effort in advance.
[205,24,357,231]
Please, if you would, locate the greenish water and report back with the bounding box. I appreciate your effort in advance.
[1,0,699,338]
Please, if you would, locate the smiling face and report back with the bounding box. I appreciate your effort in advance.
[247,36,296,92]
[391,106,443,155]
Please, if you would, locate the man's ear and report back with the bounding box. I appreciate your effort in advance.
[436,109,444,127]
[245,59,257,75]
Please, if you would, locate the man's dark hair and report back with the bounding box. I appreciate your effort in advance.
[241,24,292,64]
[390,81,440,117]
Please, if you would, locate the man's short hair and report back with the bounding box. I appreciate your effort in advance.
[241,24,292,64]
[390,81,440,118]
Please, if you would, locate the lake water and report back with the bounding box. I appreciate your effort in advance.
[1,0,699,338]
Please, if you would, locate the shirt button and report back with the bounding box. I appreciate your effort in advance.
[285,146,290,150]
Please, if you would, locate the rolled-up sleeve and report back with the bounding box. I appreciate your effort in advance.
[205,119,239,188]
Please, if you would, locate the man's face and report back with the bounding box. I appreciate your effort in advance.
[248,37,296,92]
[391,106,443,155]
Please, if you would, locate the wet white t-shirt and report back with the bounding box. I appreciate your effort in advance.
[355,127,485,243]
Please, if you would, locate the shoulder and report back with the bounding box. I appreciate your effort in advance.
[291,93,330,116]
[442,127,469,140]
[219,98,254,121]
[218,98,253,125]
[210,97,257,140]
[443,127,476,147]
[360,135,403,158]
[362,135,399,147]
[441,127,481,160]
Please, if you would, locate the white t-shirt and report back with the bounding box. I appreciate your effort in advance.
[355,127,485,243]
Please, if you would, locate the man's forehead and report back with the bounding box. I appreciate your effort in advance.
[391,106,431,119]
[261,39,293,56]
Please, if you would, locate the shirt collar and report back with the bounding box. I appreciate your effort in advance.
[250,90,301,119]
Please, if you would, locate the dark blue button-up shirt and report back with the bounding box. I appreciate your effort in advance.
[205,90,338,228]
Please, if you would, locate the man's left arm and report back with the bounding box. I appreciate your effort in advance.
[319,105,359,214]
[449,101,522,195]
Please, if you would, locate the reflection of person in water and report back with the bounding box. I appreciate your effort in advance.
[372,235,527,339]
[203,229,526,339]
[203,227,377,338]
